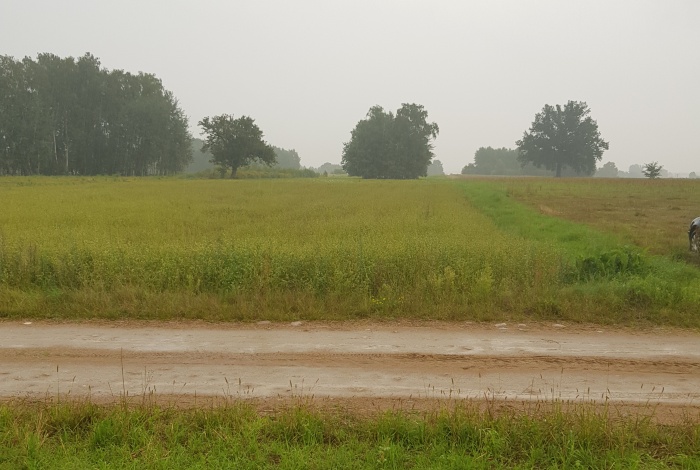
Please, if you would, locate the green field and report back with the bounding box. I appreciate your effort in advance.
[1,176,699,325]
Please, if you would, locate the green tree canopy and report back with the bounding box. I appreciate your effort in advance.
[271,147,301,169]
[517,101,608,177]
[198,114,276,178]
[0,53,191,176]
[341,103,439,179]
[642,161,663,179]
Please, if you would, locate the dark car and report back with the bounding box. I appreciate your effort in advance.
[690,217,700,252]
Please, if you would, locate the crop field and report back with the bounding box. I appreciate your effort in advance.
[1,176,700,325]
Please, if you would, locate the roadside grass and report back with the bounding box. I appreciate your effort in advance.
[1,176,699,325]
[1,399,699,469]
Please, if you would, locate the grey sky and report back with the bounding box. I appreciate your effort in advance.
[2,0,699,174]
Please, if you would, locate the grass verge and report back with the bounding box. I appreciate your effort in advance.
[1,399,699,469]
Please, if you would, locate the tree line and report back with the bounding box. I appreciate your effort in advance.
[0,53,191,176]
[1,53,616,179]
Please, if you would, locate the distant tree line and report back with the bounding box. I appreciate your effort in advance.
[0,53,191,176]
[185,138,306,174]
[463,147,552,176]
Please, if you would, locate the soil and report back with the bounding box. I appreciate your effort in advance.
[2,320,700,422]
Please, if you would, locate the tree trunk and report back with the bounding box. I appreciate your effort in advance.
[555,162,562,177]
[229,166,238,179]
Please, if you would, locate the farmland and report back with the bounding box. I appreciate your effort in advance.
[1,176,699,325]
[2,175,700,467]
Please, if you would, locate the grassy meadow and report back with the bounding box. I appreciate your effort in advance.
[0,176,699,325]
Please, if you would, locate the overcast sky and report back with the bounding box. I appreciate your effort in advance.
[2,0,699,174]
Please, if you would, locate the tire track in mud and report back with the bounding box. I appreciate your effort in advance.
[4,348,700,375]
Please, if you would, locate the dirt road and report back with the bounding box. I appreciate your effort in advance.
[1,321,699,408]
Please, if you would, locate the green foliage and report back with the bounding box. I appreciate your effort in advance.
[314,162,346,175]
[595,161,619,178]
[271,147,301,169]
[342,104,439,179]
[462,147,556,176]
[572,248,647,281]
[198,114,276,178]
[517,101,609,177]
[427,159,445,176]
[186,139,302,175]
[0,53,192,176]
[642,161,663,179]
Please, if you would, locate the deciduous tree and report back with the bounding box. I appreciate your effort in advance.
[341,104,439,179]
[198,114,275,178]
[517,101,608,177]
[642,161,663,179]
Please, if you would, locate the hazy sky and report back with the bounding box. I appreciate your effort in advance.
[2,0,699,174]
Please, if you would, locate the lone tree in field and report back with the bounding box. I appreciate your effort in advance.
[642,161,663,179]
[516,101,608,177]
[341,103,439,179]
[198,114,276,178]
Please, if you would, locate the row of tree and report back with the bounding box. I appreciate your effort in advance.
[461,147,588,177]
[196,104,444,180]
[0,54,624,180]
[185,138,302,174]
[0,53,191,175]
[341,100,610,179]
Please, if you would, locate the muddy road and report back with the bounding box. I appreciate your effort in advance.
[1,321,699,408]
